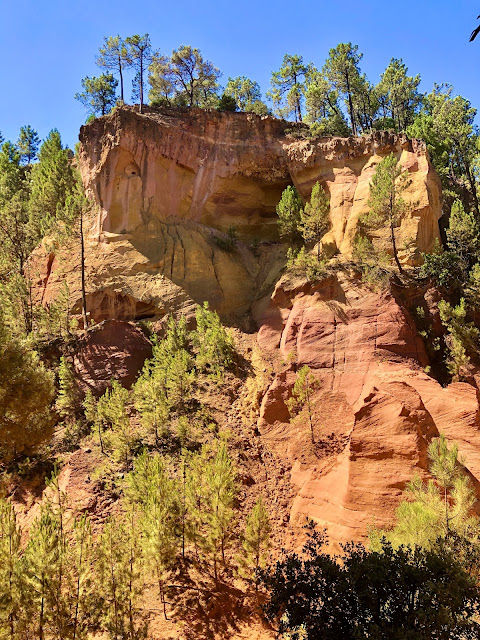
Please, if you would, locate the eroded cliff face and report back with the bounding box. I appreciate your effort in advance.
[79,106,441,261]
[257,272,480,546]
[30,106,442,325]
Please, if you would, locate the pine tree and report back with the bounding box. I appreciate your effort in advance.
[242,496,271,581]
[381,434,477,549]
[28,129,77,240]
[276,185,304,245]
[363,153,409,274]
[125,34,154,113]
[96,516,143,639]
[0,141,33,279]
[70,515,94,640]
[323,43,363,135]
[267,54,310,122]
[56,356,78,420]
[24,505,62,640]
[96,36,130,103]
[287,365,321,444]
[0,308,55,461]
[376,58,422,131]
[187,443,237,580]
[97,380,134,467]
[193,302,235,378]
[148,45,221,108]
[0,499,24,639]
[16,125,40,165]
[446,200,480,275]
[75,74,118,117]
[128,451,179,618]
[224,76,262,111]
[438,298,479,381]
[300,182,330,259]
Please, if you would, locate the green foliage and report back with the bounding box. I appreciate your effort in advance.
[286,247,327,281]
[96,35,130,102]
[446,200,480,271]
[300,181,330,258]
[75,73,118,117]
[28,129,78,240]
[95,380,138,466]
[213,225,237,251]
[0,499,24,639]
[16,125,40,165]
[379,435,477,549]
[96,516,144,639]
[134,315,195,444]
[55,356,79,420]
[193,302,235,378]
[267,54,311,121]
[352,234,390,288]
[126,451,179,609]
[287,365,321,443]
[276,185,304,244]
[322,43,363,135]
[224,76,262,111]
[217,93,237,112]
[418,239,464,288]
[125,34,154,111]
[0,311,55,461]
[465,262,480,308]
[242,496,271,577]
[148,45,221,108]
[186,442,237,580]
[259,525,480,639]
[438,298,479,380]
[375,58,422,131]
[363,153,409,272]
[304,70,350,135]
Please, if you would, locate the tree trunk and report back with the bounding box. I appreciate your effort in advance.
[80,209,88,330]
[463,154,480,221]
[345,70,356,135]
[390,219,403,274]
[119,58,124,102]
[139,56,144,114]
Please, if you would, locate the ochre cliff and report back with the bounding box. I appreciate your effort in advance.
[31,106,442,325]
[79,106,441,256]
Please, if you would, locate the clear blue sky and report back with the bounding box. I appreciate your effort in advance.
[1,0,479,148]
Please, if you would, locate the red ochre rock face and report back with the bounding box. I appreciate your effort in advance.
[73,319,152,396]
[257,272,480,547]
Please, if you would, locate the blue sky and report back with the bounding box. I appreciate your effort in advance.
[1,0,479,148]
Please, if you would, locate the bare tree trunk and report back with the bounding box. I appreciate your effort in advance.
[80,208,88,330]
[119,58,124,102]
[390,219,403,274]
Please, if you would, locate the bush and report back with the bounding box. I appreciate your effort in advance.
[217,93,237,112]
[352,235,390,288]
[259,525,480,639]
[214,225,237,252]
[286,247,327,281]
[418,240,464,288]
[192,302,235,378]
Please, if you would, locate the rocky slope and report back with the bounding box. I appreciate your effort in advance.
[28,106,471,552]
[257,270,480,545]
